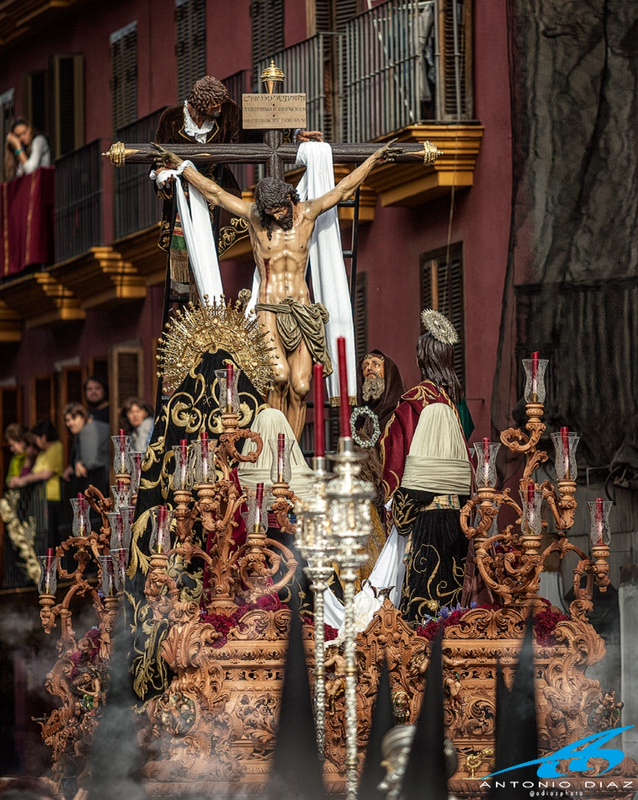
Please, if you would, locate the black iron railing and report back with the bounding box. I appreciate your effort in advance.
[54,140,103,263]
[114,109,166,240]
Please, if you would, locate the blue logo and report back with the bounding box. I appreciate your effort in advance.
[485,726,634,779]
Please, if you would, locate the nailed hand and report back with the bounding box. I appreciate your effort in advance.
[377,137,403,163]
[151,142,184,169]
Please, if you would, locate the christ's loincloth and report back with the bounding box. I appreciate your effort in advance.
[255,298,334,376]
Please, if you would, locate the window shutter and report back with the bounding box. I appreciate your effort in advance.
[111,346,144,423]
[176,0,207,100]
[438,0,473,119]
[250,0,285,69]
[25,71,47,135]
[354,272,368,364]
[49,54,84,158]
[421,244,465,385]
[33,376,55,426]
[110,23,138,133]
[0,89,15,182]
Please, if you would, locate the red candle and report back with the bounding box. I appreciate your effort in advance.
[313,363,325,458]
[277,432,286,482]
[256,482,264,527]
[180,439,189,487]
[337,337,351,437]
[531,351,540,399]
[46,547,54,571]
[482,438,491,485]
[117,429,128,472]
[226,363,235,410]
[527,483,535,503]
[201,430,209,478]
[560,427,570,479]
[596,497,605,545]
[77,493,87,535]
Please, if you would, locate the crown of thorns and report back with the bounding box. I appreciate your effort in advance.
[421,308,459,345]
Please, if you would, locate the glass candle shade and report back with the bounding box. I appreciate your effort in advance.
[269,436,294,484]
[70,495,91,537]
[215,366,241,414]
[522,357,548,404]
[150,505,174,554]
[551,430,580,482]
[520,485,543,537]
[111,482,131,512]
[172,441,193,491]
[473,440,501,488]
[110,547,129,591]
[119,505,136,551]
[98,555,118,597]
[588,499,612,547]
[193,436,217,485]
[107,512,125,550]
[245,484,268,532]
[128,451,145,496]
[38,552,58,595]
[112,433,131,474]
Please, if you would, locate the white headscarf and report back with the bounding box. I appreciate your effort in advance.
[238,408,316,504]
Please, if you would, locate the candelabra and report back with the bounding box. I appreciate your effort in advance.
[460,356,611,611]
[295,455,336,759]
[326,437,375,800]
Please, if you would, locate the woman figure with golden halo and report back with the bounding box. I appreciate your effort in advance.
[380,309,474,623]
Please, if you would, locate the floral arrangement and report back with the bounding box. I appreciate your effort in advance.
[201,595,341,647]
[201,594,285,648]
[415,599,570,647]
[68,627,103,680]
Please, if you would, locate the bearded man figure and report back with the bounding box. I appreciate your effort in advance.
[154,140,401,438]
[357,350,407,441]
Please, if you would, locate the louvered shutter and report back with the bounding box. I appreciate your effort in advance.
[176,0,206,100]
[48,54,84,158]
[33,376,55,426]
[251,0,285,71]
[421,244,465,384]
[354,272,368,364]
[438,0,473,119]
[111,347,145,422]
[0,89,15,181]
[110,23,138,133]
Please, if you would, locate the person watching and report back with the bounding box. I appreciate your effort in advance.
[63,402,110,497]
[82,375,110,424]
[120,397,154,453]
[4,117,51,182]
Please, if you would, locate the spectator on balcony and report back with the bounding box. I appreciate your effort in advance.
[12,420,64,548]
[83,375,110,425]
[120,397,154,453]
[5,424,38,489]
[62,403,110,497]
[4,118,51,182]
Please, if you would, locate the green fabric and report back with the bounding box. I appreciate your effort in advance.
[457,398,475,440]
[6,453,26,486]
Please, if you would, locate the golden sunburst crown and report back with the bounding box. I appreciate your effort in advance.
[157,291,276,394]
[421,308,459,346]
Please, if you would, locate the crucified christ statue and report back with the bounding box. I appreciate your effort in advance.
[153,140,405,439]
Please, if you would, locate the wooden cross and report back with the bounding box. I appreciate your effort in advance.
[103,129,429,177]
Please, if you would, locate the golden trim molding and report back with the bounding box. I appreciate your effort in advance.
[0,299,22,342]
[114,224,166,288]
[49,246,147,309]
[0,271,85,329]
[367,124,485,207]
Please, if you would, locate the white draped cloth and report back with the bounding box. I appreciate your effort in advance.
[246,143,357,403]
[151,160,224,303]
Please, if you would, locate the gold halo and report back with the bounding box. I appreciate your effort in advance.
[157,293,276,395]
[421,308,459,346]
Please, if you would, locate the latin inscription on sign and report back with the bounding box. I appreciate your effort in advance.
[242,94,307,129]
